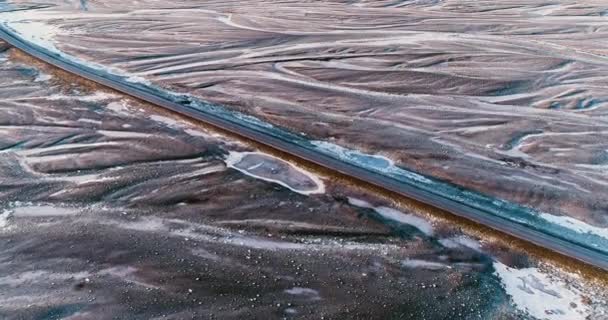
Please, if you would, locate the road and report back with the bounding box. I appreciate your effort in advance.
[1,26,607,272]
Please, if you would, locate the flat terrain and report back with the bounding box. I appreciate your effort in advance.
[4,0,608,227]
[0,44,606,319]
[1,1,608,319]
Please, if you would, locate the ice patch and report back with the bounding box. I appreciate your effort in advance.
[225,151,325,195]
[106,100,130,114]
[494,262,590,320]
[311,140,433,184]
[346,197,374,209]
[1,11,182,101]
[97,266,157,289]
[77,118,102,125]
[439,236,482,252]
[375,207,434,236]
[2,12,63,51]
[126,75,153,86]
[117,217,168,232]
[311,140,393,169]
[45,91,118,103]
[0,270,90,287]
[284,287,322,301]
[12,205,79,217]
[0,209,12,229]
[401,259,448,270]
[34,72,52,82]
[229,236,306,250]
[347,198,433,236]
[185,128,208,137]
[191,248,222,262]
[150,114,182,128]
[284,308,298,315]
[99,130,150,139]
[539,212,608,241]
[46,172,113,187]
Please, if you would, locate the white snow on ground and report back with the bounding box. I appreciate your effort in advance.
[12,205,79,217]
[0,209,12,229]
[126,75,153,86]
[44,91,118,103]
[493,262,591,320]
[1,10,161,88]
[184,128,208,137]
[0,270,90,287]
[2,12,62,51]
[150,114,182,128]
[225,151,325,195]
[284,287,322,301]
[540,212,608,241]
[311,140,394,167]
[105,100,131,115]
[347,198,434,236]
[34,72,52,82]
[375,206,434,236]
[100,216,400,253]
[60,173,114,185]
[346,197,374,209]
[439,236,482,252]
[311,140,434,184]
[401,259,447,270]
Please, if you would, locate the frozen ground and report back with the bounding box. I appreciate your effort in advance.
[1,1,608,318]
[0,45,606,319]
[1,0,607,231]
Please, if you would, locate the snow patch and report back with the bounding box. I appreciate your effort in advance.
[150,114,182,128]
[346,197,374,209]
[494,262,591,320]
[439,236,482,252]
[2,11,63,51]
[284,287,322,300]
[347,198,434,236]
[34,72,52,82]
[540,212,608,240]
[402,259,448,270]
[12,205,79,217]
[311,140,432,184]
[46,91,118,103]
[225,151,325,195]
[0,209,12,229]
[375,207,434,236]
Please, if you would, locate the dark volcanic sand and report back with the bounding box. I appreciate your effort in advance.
[2,0,607,228]
[0,45,606,319]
